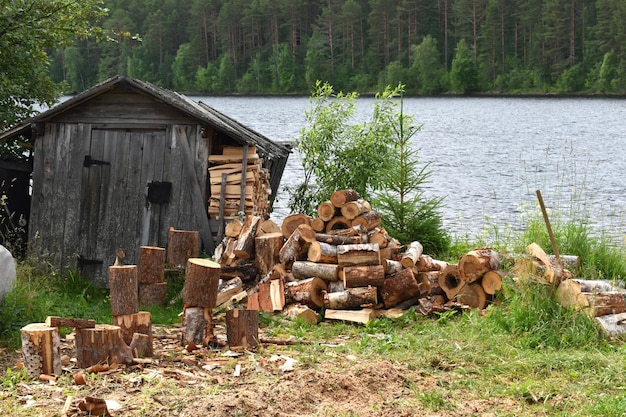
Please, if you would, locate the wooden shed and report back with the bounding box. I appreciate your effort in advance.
[0,76,291,286]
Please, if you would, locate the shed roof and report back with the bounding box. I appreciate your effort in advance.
[0,76,292,162]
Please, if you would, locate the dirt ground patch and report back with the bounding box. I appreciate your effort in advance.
[0,324,523,417]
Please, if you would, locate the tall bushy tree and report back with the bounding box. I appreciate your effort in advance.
[410,35,446,95]
[450,39,480,93]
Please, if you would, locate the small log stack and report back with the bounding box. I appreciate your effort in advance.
[208,145,271,219]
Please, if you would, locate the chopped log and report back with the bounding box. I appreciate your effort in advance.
[556,279,626,317]
[283,303,319,325]
[279,224,317,268]
[315,233,364,245]
[350,210,382,231]
[324,286,378,309]
[224,219,243,238]
[129,333,152,358]
[220,262,258,284]
[438,264,464,300]
[324,308,374,324]
[217,290,248,309]
[258,279,286,312]
[167,227,200,269]
[307,241,338,263]
[233,215,262,259]
[481,270,503,295]
[418,295,447,316]
[327,280,345,293]
[215,237,237,265]
[401,241,424,268]
[311,217,326,232]
[183,258,221,308]
[45,316,95,329]
[75,324,133,368]
[139,282,168,307]
[267,263,294,282]
[216,277,244,306]
[595,313,626,338]
[325,224,368,237]
[113,311,152,351]
[284,277,328,309]
[380,268,422,308]
[458,248,500,283]
[109,265,138,316]
[246,291,259,310]
[416,255,449,272]
[317,201,338,221]
[342,265,385,288]
[292,261,339,282]
[341,199,370,220]
[257,219,282,236]
[20,323,61,378]
[456,283,488,309]
[380,241,402,261]
[416,271,445,296]
[325,216,352,232]
[281,213,312,239]
[226,309,258,349]
[137,246,166,284]
[368,228,389,248]
[382,258,404,276]
[337,243,381,267]
[181,307,213,347]
[78,397,109,416]
[330,189,359,207]
[254,232,284,275]
[414,271,432,295]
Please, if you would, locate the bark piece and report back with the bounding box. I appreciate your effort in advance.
[183,258,221,308]
[109,265,138,316]
[279,224,317,268]
[307,241,339,264]
[139,282,168,307]
[439,264,464,299]
[20,323,62,378]
[283,304,319,325]
[342,265,385,288]
[75,324,133,368]
[281,213,312,239]
[456,282,488,309]
[292,260,339,282]
[182,307,213,347]
[458,248,500,283]
[137,246,166,284]
[350,210,382,231]
[258,279,286,312]
[324,286,378,309]
[254,232,284,275]
[330,189,359,207]
[380,268,422,308]
[284,277,328,309]
[167,227,200,269]
[45,316,95,329]
[226,309,258,349]
[401,241,424,268]
[324,308,374,324]
[337,243,381,267]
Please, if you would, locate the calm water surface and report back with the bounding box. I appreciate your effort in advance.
[198,96,626,244]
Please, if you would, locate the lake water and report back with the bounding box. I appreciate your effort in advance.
[198,96,626,245]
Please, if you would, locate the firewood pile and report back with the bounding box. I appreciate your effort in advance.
[214,189,512,324]
[208,145,272,219]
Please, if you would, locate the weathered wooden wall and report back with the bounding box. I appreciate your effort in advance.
[29,91,211,286]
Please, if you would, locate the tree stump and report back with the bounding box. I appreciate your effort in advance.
[113,311,152,353]
[137,246,166,284]
[21,323,61,378]
[183,258,221,308]
[284,277,328,309]
[109,265,138,316]
[139,282,168,307]
[226,309,258,349]
[75,324,133,368]
[167,227,200,269]
[182,307,213,347]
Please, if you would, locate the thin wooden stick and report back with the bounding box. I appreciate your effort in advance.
[536,189,561,264]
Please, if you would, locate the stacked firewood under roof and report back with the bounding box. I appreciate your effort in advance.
[214,189,512,324]
[208,145,271,219]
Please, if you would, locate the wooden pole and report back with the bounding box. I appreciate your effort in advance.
[536,189,561,264]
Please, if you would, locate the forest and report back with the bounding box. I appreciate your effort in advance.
[49,0,626,95]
